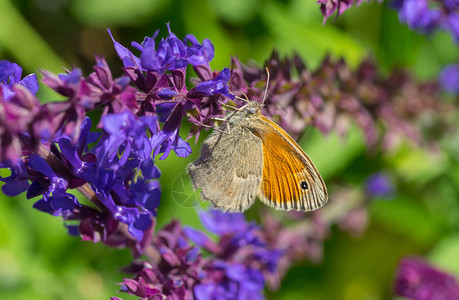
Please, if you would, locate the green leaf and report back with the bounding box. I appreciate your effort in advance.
[370,197,447,246]
[429,234,459,278]
[301,126,366,180]
[260,1,365,69]
[71,0,168,26]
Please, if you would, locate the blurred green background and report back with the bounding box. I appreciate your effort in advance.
[1,0,459,299]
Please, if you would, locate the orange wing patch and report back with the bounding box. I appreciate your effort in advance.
[252,116,327,211]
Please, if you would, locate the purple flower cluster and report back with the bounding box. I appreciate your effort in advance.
[108,24,234,141]
[117,174,382,299]
[394,257,459,300]
[392,0,459,43]
[0,25,234,254]
[117,210,281,299]
[318,0,383,23]
[2,114,160,252]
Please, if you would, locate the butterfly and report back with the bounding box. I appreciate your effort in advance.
[187,72,327,212]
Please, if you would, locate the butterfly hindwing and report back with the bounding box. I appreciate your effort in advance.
[187,126,263,212]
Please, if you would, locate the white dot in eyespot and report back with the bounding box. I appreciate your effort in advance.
[300,181,308,190]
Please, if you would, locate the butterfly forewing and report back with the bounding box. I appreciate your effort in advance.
[253,115,328,211]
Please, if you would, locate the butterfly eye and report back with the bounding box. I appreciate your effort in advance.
[300,181,308,190]
[248,107,257,114]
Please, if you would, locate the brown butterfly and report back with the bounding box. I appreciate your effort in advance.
[187,73,327,212]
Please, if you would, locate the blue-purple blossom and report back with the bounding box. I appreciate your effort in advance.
[109,23,215,73]
[57,117,98,183]
[190,210,266,254]
[394,257,459,300]
[152,127,192,160]
[27,154,81,217]
[0,60,39,100]
[0,160,32,196]
[199,209,249,235]
[96,111,157,168]
[443,0,459,10]
[392,0,459,43]
[194,261,265,300]
[439,64,459,94]
[392,0,440,32]
[188,67,234,100]
[88,111,162,240]
[183,34,215,67]
[365,173,394,198]
[0,60,15,82]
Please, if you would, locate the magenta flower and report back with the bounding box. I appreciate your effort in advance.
[394,257,459,300]
[318,0,382,23]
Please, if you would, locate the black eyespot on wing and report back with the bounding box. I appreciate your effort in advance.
[300,181,308,190]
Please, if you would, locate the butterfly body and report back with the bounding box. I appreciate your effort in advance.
[187,101,327,212]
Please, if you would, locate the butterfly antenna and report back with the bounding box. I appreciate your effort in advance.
[227,76,249,104]
[262,67,270,106]
[234,94,250,103]
[218,100,238,110]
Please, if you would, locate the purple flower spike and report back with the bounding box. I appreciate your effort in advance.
[184,34,215,66]
[394,257,459,300]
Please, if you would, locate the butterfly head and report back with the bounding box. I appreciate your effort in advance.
[244,101,263,116]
